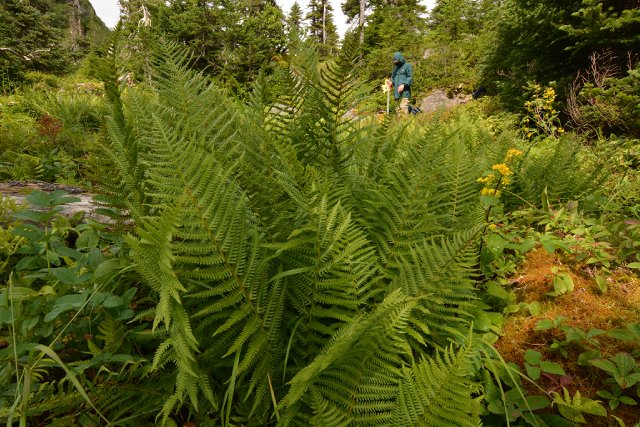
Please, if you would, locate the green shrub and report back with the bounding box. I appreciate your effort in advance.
[569,66,640,138]
[0,87,104,184]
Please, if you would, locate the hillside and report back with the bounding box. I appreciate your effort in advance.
[0,0,109,84]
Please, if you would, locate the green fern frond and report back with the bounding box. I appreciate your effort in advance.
[515,137,609,204]
[280,290,415,425]
[271,197,379,360]
[96,315,127,354]
[307,389,353,427]
[393,228,482,348]
[285,37,368,171]
[391,342,483,426]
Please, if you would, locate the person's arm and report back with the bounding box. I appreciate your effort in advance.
[398,63,413,93]
[404,63,413,86]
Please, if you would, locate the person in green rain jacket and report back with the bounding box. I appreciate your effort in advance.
[390,52,413,114]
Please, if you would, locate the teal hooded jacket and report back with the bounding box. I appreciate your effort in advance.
[391,52,413,100]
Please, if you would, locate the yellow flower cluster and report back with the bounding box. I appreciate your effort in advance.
[478,148,523,198]
[522,83,565,138]
[544,87,555,101]
[491,163,513,177]
[481,188,501,197]
[477,174,495,185]
[505,148,523,162]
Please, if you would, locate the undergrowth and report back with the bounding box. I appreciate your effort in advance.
[0,37,638,426]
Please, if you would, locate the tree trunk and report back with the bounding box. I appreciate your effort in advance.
[322,0,327,46]
[359,0,365,44]
[68,0,83,51]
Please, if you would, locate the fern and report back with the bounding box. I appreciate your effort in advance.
[515,137,609,205]
[394,228,483,349]
[280,290,415,425]
[95,315,128,354]
[392,342,483,426]
[271,197,379,366]
[95,38,500,424]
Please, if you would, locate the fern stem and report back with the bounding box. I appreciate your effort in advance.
[502,189,537,209]
[9,273,20,388]
[267,373,280,422]
[283,318,303,385]
[19,367,30,427]
[478,176,503,258]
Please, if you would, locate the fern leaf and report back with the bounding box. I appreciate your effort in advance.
[391,343,483,426]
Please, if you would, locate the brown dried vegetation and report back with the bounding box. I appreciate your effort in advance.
[495,248,640,424]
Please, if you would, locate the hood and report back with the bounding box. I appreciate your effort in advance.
[393,52,405,64]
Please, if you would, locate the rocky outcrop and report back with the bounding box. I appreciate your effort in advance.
[0,181,106,221]
[418,89,471,113]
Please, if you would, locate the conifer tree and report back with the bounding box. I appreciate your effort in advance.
[286,2,304,43]
[227,0,286,82]
[306,0,339,57]
[0,0,72,83]
[359,0,427,83]
[342,0,367,43]
[138,0,285,85]
[479,0,639,107]
[430,0,481,41]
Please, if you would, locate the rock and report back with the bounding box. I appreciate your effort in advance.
[423,49,436,60]
[418,89,471,113]
[0,181,109,222]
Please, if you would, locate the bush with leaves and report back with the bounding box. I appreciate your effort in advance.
[0,85,106,184]
[569,64,640,138]
[92,37,509,424]
[0,191,154,425]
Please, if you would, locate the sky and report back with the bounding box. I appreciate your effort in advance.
[88,0,435,37]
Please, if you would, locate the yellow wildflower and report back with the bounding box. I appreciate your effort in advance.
[476,173,496,185]
[488,224,498,230]
[481,188,501,197]
[491,163,513,177]
[557,128,565,133]
[544,88,555,99]
[505,148,523,162]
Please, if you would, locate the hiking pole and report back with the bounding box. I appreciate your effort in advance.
[383,79,392,114]
[386,89,390,114]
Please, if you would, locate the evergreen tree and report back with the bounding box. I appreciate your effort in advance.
[306,0,339,57]
[420,0,485,90]
[0,0,107,85]
[225,0,287,82]
[479,0,639,107]
[359,0,427,85]
[286,2,304,44]
[558,0,640,59]
[430,0,481,41]
[147,0,285,85]
[153,0,233,74]
[342,0,367,42]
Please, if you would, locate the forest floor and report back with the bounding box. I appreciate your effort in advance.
[496,248,640,425]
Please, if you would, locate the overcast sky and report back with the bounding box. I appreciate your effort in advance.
[88,0,434,37]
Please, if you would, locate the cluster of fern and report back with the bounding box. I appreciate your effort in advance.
[7,38,606,425]
[89,38,499,425]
